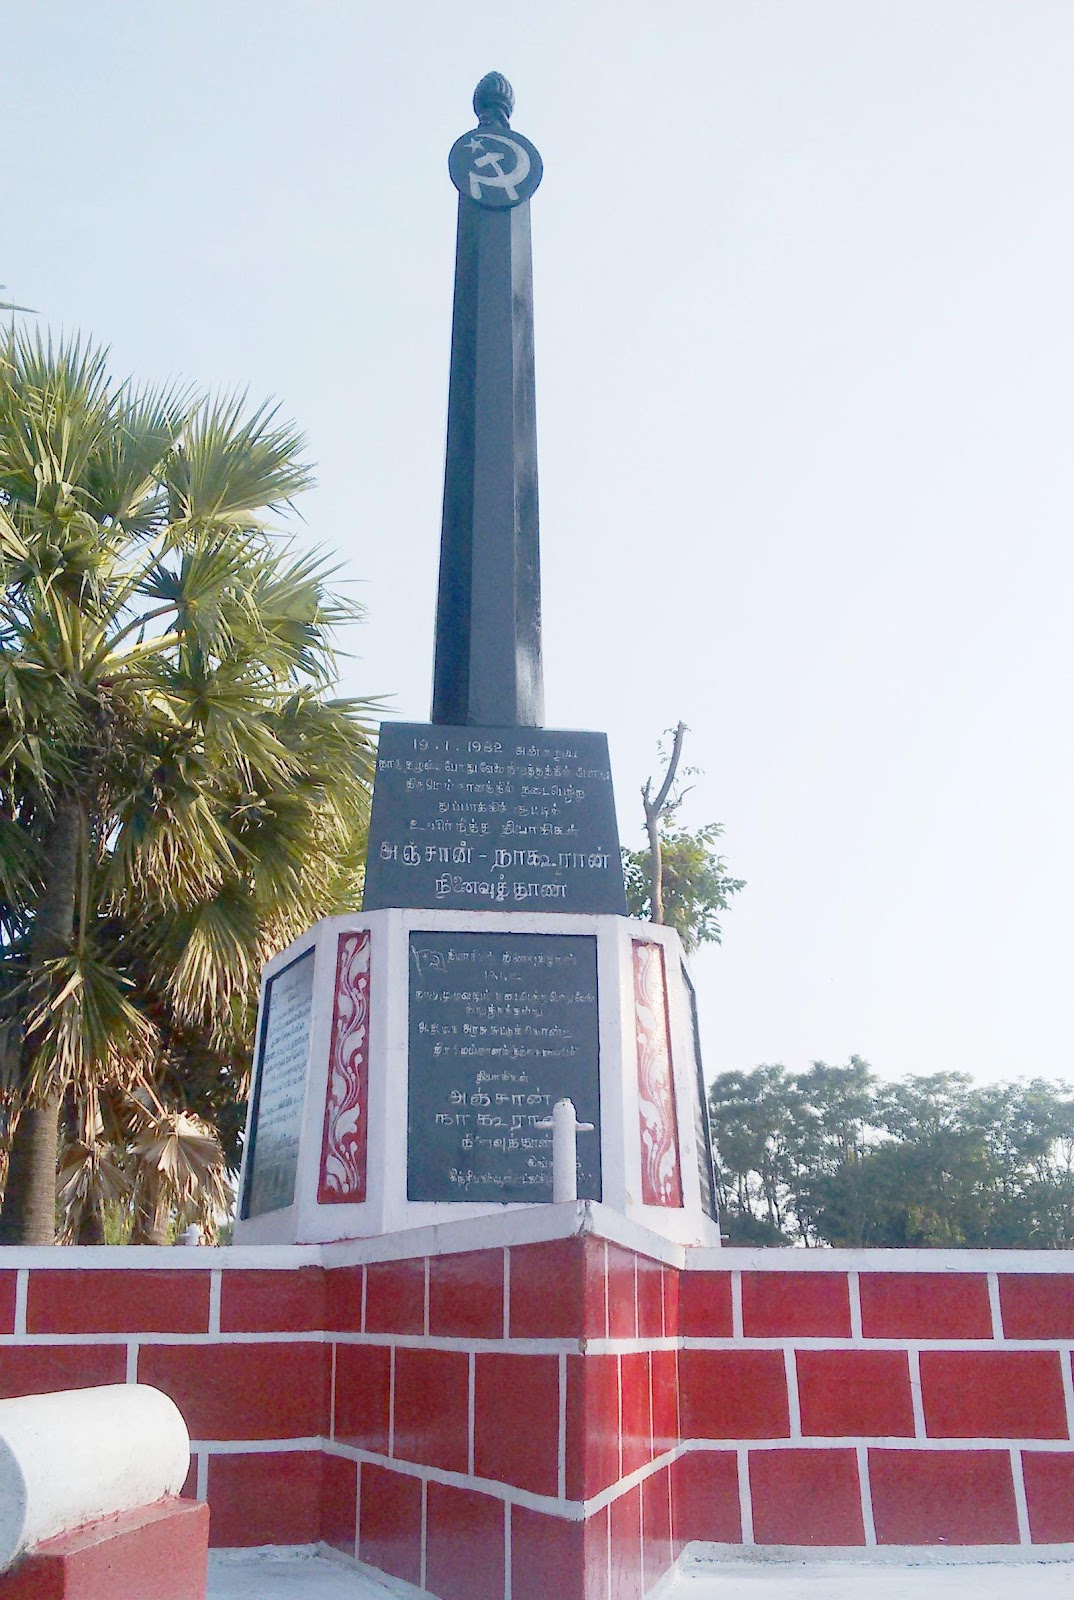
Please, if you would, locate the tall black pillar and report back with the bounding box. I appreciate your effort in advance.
[431,72,544,728]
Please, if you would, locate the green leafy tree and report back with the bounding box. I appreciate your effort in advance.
[0,329,376,1244]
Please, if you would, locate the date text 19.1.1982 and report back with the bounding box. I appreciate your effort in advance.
[363,722,627,915]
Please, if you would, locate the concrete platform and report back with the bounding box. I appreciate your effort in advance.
[206,1548,1074,1599]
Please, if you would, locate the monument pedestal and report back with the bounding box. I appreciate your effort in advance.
[234,909,719,1248]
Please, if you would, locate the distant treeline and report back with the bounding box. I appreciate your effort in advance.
[709,1059,1074,1248]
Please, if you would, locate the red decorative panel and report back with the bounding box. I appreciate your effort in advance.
[334,1342,391,1453]
[220,1267,324,1333]
[425,1481,505,1600]
[0,1273,15,1336]
[919,1350,1068,1440]
[318,929,371,1204]
[607,1242,637,1340]
[365,1257,425,1334]
[358,1464,422,1588]
[392,1347,468,1472]
[999,1274,1074,1339]
[797,1349,915,1438]
[742,1271,851,1338]
[632,941,683,1207]
[859,1272,992,1339]
[474,1352,560,1495]
[621,1351,652,1474]
[680,1270,733,1336]
[750,1449,866,1545]
[512,1507,584,1600]
[138,1341,328,1441]
[27,1269,210,1335]
[429,1248,504,1339]
[680,1349,790,1440]
[320,1455,358,1557]
[0,1498,209,1600]
[651,1347,680,1455]
[565,1353,621,1499]
[207,1451,322,1547]
[868,1449,1019,1545]
[325,1265,364,1333]
[1022,1452,1074,1542]
[671,1450,742,1546]
[509,1236,605,1339]
[636,1251,664,1338]
[0,1344,125,1400]
[641,1465,674,1592]
[608,1484,644,1600]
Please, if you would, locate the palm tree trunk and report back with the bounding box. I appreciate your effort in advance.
[0,796,81,1245]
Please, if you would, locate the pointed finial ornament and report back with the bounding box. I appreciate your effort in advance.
[448,74,542,209]
[473,71,514,126]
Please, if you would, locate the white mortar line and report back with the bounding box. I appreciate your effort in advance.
[558,1352,568,1501]
[208,1269,221,1335]
[13,1269,27,1336]
[784,1348,802,1440]
[988,1272,1004,1340]
[468,1352,476,1477]
[419,1478,428,1593]
[1011,1445,1031,1545]
[908,1348,926,1438]
[730,1272,743,1339]
[737,1445,753,1544]
[856,1443,876,1547]
[504,1500,513,1600]
[848,1272,863,1343]
[388,1346,396,1458]
[125,1340,139,1384]
[502,1247,510,1341]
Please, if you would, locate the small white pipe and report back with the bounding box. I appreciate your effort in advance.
[0,1384,190,1571]
[536,1098,595,1203]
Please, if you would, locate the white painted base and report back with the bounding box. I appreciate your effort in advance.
[233,911,721,1249]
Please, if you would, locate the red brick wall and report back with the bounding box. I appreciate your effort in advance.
[4,1235,1074,1600]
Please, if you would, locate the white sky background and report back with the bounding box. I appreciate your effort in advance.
[4,1,1072,1087]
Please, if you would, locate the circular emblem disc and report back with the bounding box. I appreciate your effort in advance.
[448,127,543,209]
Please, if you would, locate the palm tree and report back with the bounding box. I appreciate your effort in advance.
[0,329,376,1243]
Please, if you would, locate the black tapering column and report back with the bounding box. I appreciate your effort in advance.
[432,73,544,729]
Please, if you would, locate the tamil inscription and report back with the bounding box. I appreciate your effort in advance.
[241,948,315,1218]
[407,931,601,1203]
[363,723,627,915]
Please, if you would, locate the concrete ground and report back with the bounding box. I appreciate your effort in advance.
[207,1548,1074,1599]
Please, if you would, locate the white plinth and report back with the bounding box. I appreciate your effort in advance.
[233,910,720,1248]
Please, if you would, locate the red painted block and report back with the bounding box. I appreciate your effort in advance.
[621,1350,652,1475]
[392,1347,468,1473]
[208,1450,322,1546]
[671,1450,742,1546]
[27,1270,210,1335]
[565,1352,620,1500]
[0,1272,16,1335]
[325,1266,364,1333]
[321,1454,358,1557]
[0,1344,125,1400]
[358,1463,422,1588]
[509,1236,605,1339]
[641,1465,674,1592]
[365,1258,425,1335]
[333,1342,391,1453]
[138,1341,328,1440]
[919,1350,1068,1440]
[651,1347,679,1455]
[999,1275,1074,1340]
[425,1481,505,1600]
[607,1242,637,1340]
[584,1505,611,1600]
[679,1271,733,1337]
[662,1265,681,1340]
[608,1484,643,1600]
[636,1253,664,1339]
[797,1349,915,1438]
[511,1506,584,1600]
[868,1449,1019,1545]
[474,1352,559,1495]
[859,1272,992,1340]
[220,1267,325,1332]
[1022,1452,1074,1543]
[742,1271,851,1338]
[0,1497,208,1600]
[680,1349,790,1440]
[750,1448,865,1545]
[429,1248,504,1339]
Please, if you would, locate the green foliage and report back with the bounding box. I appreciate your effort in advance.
[623,822,744,952]
[709,1060,1074,1248]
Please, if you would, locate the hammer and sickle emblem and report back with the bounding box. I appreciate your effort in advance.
[468,135,531,203]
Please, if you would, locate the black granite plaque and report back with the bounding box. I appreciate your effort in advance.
[363,723,627,915]
[407,931,601,1203]
[241,948,315,1218]
[681,964,718,1222]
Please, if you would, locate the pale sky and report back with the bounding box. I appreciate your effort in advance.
[4,1,1072,1086]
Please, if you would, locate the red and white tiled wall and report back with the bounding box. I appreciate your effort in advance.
[2,1210,1074,1600]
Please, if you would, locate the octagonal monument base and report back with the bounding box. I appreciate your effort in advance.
[233,909,720,1248]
